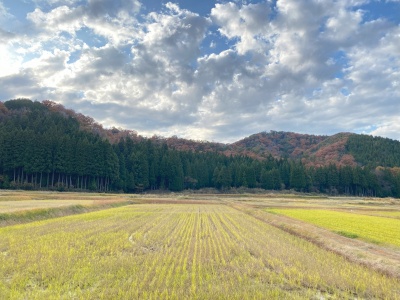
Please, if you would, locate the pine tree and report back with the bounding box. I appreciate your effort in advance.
[290,162,306,191]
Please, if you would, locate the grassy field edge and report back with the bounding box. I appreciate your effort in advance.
[0,200,135,227]
[228,202,400,280]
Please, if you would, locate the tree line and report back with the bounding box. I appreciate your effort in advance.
[0,99,399,197]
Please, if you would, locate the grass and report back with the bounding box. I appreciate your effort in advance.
[0,204,399,299]
[0,201,133,227]
[353,210,400,219]
[268,209,400,247]
[335,231,359,239]
[0,191,135,213]
[0,191,136,226]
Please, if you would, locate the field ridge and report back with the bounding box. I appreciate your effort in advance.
[0,201,134,227]
[228,202,400,279]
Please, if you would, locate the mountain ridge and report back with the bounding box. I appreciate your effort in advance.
[2,99,400,169]
[1,98,400,197]
[162,131,360,168]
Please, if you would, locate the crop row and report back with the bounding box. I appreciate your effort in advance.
[0,204,399,299]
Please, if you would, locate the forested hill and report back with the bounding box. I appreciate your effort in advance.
[229,131,400,168]
[161,131,400,169]
[0,99,400,197]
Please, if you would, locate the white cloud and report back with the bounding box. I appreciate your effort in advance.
[211,2,272,55]
[0,44,23,77]
[27,6,83,35]
[370,118,400,141]
[86,0,141,18]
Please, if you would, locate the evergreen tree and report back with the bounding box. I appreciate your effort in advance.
[260,169,273,190]
[290,162,306,191]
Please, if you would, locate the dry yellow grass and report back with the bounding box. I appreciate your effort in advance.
[0,191,133,213]
[0,191,135,227]
[1,203,399,299]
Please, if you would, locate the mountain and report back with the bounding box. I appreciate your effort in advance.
[224,131,359,167]
[1,99,399,197]
[166,130,400,169]
[232,130,400,168]
[160,128,400,169]
[2,99,400,169]
[228,131,351,165]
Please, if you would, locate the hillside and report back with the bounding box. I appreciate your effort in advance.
[3,99,399,169]
[0,99,400,197]
[230,131,327,159]
[226,131,356,167]
[164,130,400,169]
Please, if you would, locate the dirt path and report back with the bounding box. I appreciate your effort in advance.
[229,202,400,279]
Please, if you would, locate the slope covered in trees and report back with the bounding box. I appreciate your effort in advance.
[230,131,327,159]
[0,99,399,197]
[347,134,400,168]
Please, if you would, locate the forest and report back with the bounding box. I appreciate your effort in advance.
[0,99,399,197]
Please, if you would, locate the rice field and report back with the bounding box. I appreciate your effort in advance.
[354,210,400,219]
[1,203,399,299]
[268,209,400,248]
[0,191,131,213]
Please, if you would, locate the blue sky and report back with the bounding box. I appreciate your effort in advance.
[0,0,400,142]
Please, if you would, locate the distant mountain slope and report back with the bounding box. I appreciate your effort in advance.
[226,131,400,168]
[2,99,400,169]
[161,130,400,169]
[346,134,400,168]
[1,98,400,197]
[160,130,357,167]
[229,131,327,159]
[303,133,356,167]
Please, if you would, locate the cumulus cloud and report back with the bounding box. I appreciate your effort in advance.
[370,117,400,141]
[0,70,51,100]
[0,0,399,142]
[211,2,272,55]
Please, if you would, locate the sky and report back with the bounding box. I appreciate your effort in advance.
[0,0,399,143]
